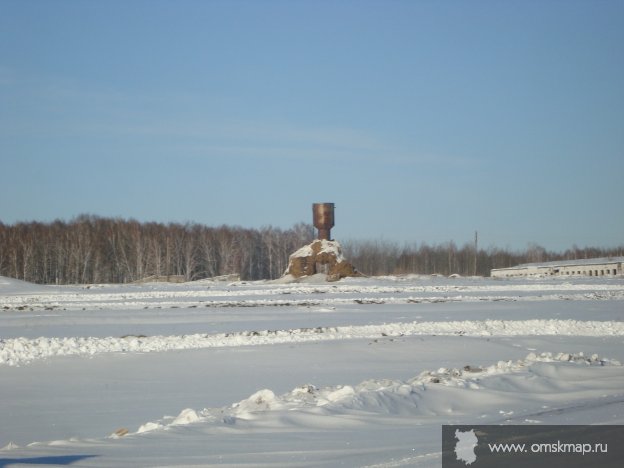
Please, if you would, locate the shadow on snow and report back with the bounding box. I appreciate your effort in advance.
[0,455,98,467]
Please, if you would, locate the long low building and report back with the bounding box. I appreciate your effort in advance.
[491,257,624,278]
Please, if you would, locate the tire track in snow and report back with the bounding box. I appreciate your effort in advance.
[3,279,623,311]
[2,319,624,366]
[3,290,623,312]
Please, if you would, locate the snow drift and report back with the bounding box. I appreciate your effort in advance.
[114,351,623,437]
[3,319,624,367]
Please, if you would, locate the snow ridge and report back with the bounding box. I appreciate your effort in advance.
[2,319,624,366]
[3,279,623,311]
[125,352,622,437]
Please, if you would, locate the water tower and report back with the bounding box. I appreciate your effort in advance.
[312,203,335,240]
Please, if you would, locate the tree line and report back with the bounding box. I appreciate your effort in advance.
[342,240,623,277]
[0,215,314,284]
[0,215,621,284]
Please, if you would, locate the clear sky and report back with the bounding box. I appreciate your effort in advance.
[1,0,622,252]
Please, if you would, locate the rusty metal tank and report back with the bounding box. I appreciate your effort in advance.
[312,203,335,240]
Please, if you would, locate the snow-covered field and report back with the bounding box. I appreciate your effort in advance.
[1,274,623,467]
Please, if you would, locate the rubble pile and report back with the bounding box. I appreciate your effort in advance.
[283,239,360,282]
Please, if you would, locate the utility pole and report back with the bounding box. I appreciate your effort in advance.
[473,231,478,276]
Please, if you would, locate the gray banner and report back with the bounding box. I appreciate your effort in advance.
[442,425,623,467]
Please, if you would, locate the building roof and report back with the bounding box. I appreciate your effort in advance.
[493,256,624,271]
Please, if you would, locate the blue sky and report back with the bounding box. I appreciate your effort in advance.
[1,0,622,251]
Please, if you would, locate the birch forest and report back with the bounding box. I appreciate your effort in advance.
[0,215,621,284]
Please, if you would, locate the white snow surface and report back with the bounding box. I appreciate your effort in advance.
[1,274,623,466]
